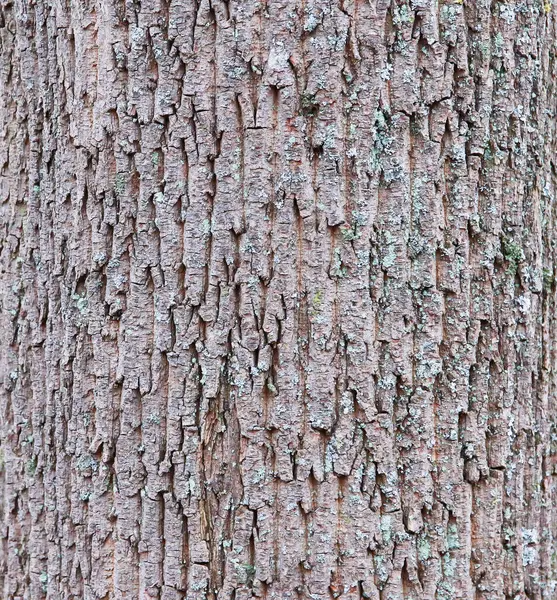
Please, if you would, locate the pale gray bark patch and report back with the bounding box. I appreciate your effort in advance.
[1,0,557,599]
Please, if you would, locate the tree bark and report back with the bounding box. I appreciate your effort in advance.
[1,0,557,599]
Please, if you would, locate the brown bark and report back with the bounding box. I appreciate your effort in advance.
[1,0,557,598]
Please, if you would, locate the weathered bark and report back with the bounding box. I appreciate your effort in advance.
[1,0,557,598]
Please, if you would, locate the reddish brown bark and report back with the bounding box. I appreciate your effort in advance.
[1,0,557,599]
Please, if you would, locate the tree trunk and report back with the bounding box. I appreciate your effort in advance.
[1,0,557,598]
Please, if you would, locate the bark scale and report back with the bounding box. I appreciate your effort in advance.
[1,0,557,599]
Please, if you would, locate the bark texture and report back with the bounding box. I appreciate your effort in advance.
[2,0,557,598]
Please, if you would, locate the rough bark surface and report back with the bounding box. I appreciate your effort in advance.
[1,0,557,599]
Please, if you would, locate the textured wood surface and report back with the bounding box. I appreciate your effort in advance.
[1,0,557,598]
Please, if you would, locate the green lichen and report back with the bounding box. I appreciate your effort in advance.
[77,454,99,474]
[201,219,211,236]
[40,571,48,592]
[447,522,460,550]
[300,92,319,117]
[27,456,37,476]
[380,515,393,545]
[311,289,323,312]
[373,554,388,587]
[382,245,396,269]
[115,173,126,195]
[331,248,348,278]
[341,226,357,242]
[442,552,456,577]
[392,4,414,26]
[236,563,256,586]
[303,11,319,32]
[72,293,88,315]
[502,237,524,275]
[417,535,431,561]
